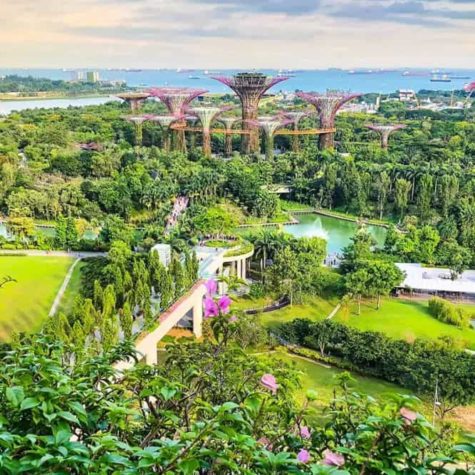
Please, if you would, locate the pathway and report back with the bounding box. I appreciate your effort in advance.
[49,258,81,316]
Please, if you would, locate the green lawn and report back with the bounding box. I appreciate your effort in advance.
[57,260,85,316]
[335,298,475,349]
[274,351,411,404]
[234,295,337,329]
[0,256,73,340]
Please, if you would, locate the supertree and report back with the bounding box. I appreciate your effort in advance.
[186,116,199,150]
[188,106,231,157]
[219,117,241,157]
[248,116,293,160]
[116,92,150,112]
[148,87,208,153]
[296,91,361,149]
[366,124,406,149]
[212,73,288,154]
[149,115,184,152]
[122,115,149,146]
[281,111,309,152]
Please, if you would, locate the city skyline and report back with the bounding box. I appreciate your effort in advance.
[0,0,474,69]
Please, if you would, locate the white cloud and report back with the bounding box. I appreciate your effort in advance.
[0,0,473,67]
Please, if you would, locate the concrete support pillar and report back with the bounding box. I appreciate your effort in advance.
[242,259,247,280]
[145,349,157,365]
[193,301,203,339]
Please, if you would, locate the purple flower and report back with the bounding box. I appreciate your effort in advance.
[218,295,231,314]
[204,279,218,296]
[323,449,345,467]
[203,296,219,318]
[300,426,311,439]
[400,407,417,425]
[260,374,278,394]
[297,449,310,464]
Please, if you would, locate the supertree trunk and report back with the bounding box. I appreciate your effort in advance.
[381,132,391,149]
[225,133,233,157]
[202,130,212,157]
[265,134,274,161]
[241,99,259,155]
[162,129,171,152]
[135,123,143,146]
[174,127,187,153]
[292,123,300,153]
[319,132,334,150]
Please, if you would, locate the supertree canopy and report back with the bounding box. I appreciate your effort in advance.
[366,124,406,149]
[148,87,208,152]
[248,116,293,160]
[213,73,288,154]
[296,91,361,149]
[188,106,231,157]
[116,92,150,112]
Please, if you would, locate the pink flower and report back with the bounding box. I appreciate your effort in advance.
[218,295,231,314]
[297,449,310,464]
[229,315,238,323]
[204,279,217,296]
[260,374,278,394]
[300,426,311,439]
[400,407,417,425]
[323,449,345,467]
[203,296,219,318]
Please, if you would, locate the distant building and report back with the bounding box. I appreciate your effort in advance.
[398,89,417,102]
[151,244,172,267]
[70,71,85,82]
[86,71,100,83]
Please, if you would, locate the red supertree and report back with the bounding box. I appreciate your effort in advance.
[366,124,406,149]
[296,91,361,149]
[213,73,288,154]
[148,87,208,152]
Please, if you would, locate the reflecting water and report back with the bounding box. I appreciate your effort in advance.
[283,214,387,255]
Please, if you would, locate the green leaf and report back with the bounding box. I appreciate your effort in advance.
[57,411,79,424]
[6,386,25,406]
[20,397,40,411]
[178,459,200,475]
[160,386,177,401]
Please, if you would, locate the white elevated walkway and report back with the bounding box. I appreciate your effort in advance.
[116,245,253,369]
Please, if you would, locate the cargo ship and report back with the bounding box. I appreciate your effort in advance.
[430,74,451,83]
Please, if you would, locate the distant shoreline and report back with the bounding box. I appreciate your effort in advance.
[0,92,124,102]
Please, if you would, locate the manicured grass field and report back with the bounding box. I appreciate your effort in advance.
[0,256,73,340]
[274,351,411,405]
[234,295,336,329]
[335,298,475,349]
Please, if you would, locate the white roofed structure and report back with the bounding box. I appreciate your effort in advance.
[396,263,475,296]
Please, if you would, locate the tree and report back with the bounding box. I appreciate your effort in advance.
[374,171,390,220]
[395,178,411,221]
[344,267,370,315]
[437,239,472,280]
[364,259,405,309]
[120,300,134,339]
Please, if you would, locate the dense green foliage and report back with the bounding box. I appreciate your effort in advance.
[428,297,471,328]
[0,331,471,474]
[276,318,475,415]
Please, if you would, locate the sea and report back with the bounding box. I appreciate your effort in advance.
[0,68,473,115]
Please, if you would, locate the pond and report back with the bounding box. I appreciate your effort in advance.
[283,213,387,255]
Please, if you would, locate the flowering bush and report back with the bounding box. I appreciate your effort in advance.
[0,285,472,473]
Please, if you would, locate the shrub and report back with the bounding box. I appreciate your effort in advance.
[428,297,469,328]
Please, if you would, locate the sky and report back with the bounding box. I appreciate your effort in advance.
[0,0,474,68]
